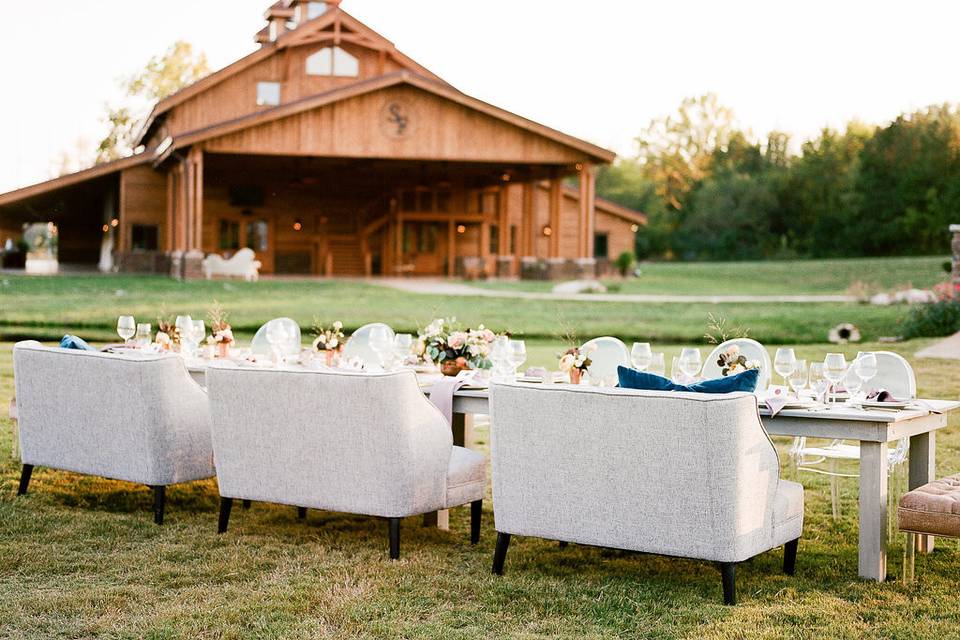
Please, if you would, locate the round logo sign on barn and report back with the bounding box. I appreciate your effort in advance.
[380,100,413,139]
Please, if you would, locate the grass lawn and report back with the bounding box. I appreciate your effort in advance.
[0,274,921,344]
[470,255,950,296]
[2,338,960,638]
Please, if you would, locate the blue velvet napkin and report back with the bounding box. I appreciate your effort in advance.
[60,335,97,351]
[618,366,759,394]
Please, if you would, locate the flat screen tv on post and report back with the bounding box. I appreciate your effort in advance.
[229,185,265,208]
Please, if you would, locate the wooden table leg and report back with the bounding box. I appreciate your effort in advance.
[859,440,888,581]
[422,412,472,531]
[908,431,936,553]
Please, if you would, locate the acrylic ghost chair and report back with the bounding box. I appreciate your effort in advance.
[580,337,630,386]
[342,323,395,368]
[702,338,773,392]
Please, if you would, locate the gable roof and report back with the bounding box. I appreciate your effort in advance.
[136,6,446,146]
[153,70,616,165]
[0,154,151,208]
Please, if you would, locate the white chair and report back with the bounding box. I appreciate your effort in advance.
[343,322,395,367]
[205,366,486,559]
[202,247,261,282]
[580,336,630,385]
[11,341,215,524]
[489,382,803,605]
[791,351,916,523]
[702,338,772,391]
[249,317,302,358]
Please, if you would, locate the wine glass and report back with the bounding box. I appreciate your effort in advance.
[808,362,827,403]
[843,366,863,402]
[369,325,393,368]
[671,355,684,384]
[647,352,666,377]
[135,323,152,349]
[823,353,847,405]
[854,352,878,396]
[787,359,807,398]
[508,340,527,376]
[117,316,136,345]
[774,348,797,387]
[393,333,413,366]
[266,320,289,365]
[631,342,653,371]
[192,319,206,345]
[678,348,701,380]
[490,336,510,381]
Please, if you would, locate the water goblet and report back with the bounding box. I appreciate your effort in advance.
[787,359,807,398]
[854,352,878,396]
[774,348,797,387]
[135,323,152,349]
[808,362,827,403]
[266,320,289,365]
[679,348,701,381]
[647,352,666,377]
[368,325,393,369]
[508,340,527,377]
[843,366,864,403]
[823,353,847,405]
[631,342,652,371]
[117,316,136,345]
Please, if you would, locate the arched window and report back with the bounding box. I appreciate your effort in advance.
[306,46,359,77]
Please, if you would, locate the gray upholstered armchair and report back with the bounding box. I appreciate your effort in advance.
[488,382,804,605]
[12,341,215,524]
[205,366,486,559]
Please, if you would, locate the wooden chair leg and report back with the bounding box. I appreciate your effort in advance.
[151,485,165,525]
[720,562,737,605]
[218,497,233,534]
[783,538,799,575]
[297,507,307,520]
[492,532,511,575]
[470,500,482,545]
[17,464,33,496]
[389,518,401,560]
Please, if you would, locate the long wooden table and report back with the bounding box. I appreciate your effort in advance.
[441,388,959,582]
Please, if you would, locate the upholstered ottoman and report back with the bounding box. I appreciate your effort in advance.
[898,473,960,583]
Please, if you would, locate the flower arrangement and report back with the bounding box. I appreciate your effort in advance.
[206,302,235,357]
[311,319,345,352]
[714,344,760,376]
[417,317,498,375]
[828,323,861,344]
[558,346,593,384]
[156,312,180,349]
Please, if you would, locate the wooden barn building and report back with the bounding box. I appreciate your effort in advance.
[0,0,645,279]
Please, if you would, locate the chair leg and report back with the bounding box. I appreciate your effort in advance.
[470,500,482,545]
[389,518,401,560]
[903,532,916,585]
[720,562,737,605]
[218,497,233,534]
[559,541,568,549]
[151,486,165,525]
[492,532,511,575]
[17,464,33,496]
[297,507,307,520]
[242,499,251,510]
[783,538,799,575]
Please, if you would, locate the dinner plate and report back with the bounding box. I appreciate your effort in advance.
[860,399,910,410]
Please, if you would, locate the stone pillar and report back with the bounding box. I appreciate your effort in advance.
[951,224,960,284]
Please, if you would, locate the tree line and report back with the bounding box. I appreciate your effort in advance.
[599,94,960,261]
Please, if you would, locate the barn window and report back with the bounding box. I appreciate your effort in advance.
[306,46,358,77]
[593,232,609,259]
[256,81,281,106]
[130,225,159,251]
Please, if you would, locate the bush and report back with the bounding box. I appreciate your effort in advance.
[614,251,636,277]
[902,299,960,338]
[944,260,954,274]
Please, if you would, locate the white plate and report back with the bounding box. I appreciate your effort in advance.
[861,400,910,410]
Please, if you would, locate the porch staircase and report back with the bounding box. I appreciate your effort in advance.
[328,238,365,276]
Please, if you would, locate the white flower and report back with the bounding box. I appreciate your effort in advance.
[559,353,575,372]
[333,321,343,330]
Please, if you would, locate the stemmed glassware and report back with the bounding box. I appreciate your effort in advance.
[843,366,864,402]
[490,336,511,381]
[368,325,393,369]
[266,320,289,365]
[631,342,653,371]
[808,362,827,404]
[678,348,701,382]
[823,353,847,405]
[192,320,206,357]
[508,340,527,377]
[854,352,878,396]
[647,352,666,377]
[135,323,152,349]
[117,316,136,345]
[774,348,797,387]
[393,333,413,368]
[787,359,807,398]
[175,315,193,354]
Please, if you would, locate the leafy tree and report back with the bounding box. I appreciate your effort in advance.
[96,41,210,163]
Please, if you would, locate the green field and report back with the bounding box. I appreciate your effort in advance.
[0,272,923,345]
[2,261,960,638]
[472,255,950,296]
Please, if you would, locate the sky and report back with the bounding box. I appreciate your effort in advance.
[1,0,958,192]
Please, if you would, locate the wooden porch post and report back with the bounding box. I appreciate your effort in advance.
[165,170,175,252]
[395,212,403,274]
[447,218,456,276]
[548,174,561,258]
[578,163,596,258]
[521,181,534,256]
[191,148,204,252]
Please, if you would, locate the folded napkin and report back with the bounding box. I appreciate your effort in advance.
[428,370,476,426]
[764,386,790,417]
[866,389,903,403]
